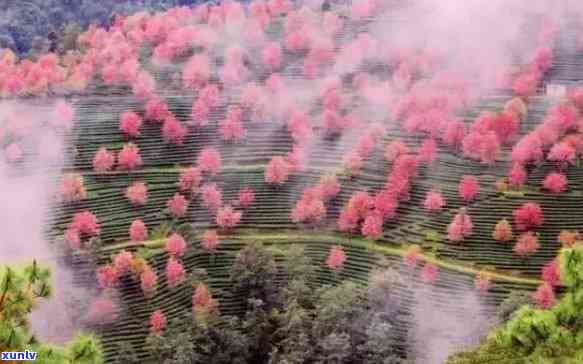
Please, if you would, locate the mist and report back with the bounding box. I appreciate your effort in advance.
[0,100,88,344]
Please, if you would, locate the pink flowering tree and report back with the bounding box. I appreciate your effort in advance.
[404,245,422,268]
[150,309,167,335]
[96,265,119,289]
[447,209,473,242]
[162,116,187,145]
[458,175,480,203]
[423,189,445,213]
[361,211,384,240]
[192,283,219,317]
[238,187,256,209]
[120,111,143,138]
[60,173,87,203]
[165,233,188,257]
[165,257,186,288]
[140,265,158,298]
[129,219,148,242]
[265,156,291,185]
[201,183,223,212]
[542,258,561,287]
[326,245,347,272]
[117,143,143,171]
[167,193,189,218]
[113,250,133,275]
[513,202,544,231]
[178,166,202,195]
[69,211,101,238]
[543,172,568,193]
[291,187,327,225]
[216,205,242,230]
[492,218,513,242]
[93,147,115,172]
[197,147,222,176]
[125,181,148,206]
[533,283,556,309]
[513,231,540,257]
[201,229,219,253]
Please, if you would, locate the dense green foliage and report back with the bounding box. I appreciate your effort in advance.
[447,244,583,363]
[0,261,103,363]
[144,243,402,364]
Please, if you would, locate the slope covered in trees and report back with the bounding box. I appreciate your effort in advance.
[3,0,583,362]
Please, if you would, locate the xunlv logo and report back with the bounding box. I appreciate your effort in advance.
[1,350,37,361]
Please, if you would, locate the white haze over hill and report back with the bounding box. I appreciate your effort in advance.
[0,100,88,344]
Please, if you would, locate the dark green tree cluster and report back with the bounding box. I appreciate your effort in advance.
[447,243,583,363]
[144,242,403,364]
[0,261,103,364]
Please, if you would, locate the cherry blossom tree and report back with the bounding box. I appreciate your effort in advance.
[238,187,256,208]
[120,111,143,138]
[423,189,445,212]
[178,166,202,194]
[513,202,544,231]
[140,265,158,298]
[361,211,383,240]
[373,189,399,220]
[165,257,186,288]
[447,209,473,242]
[150,310,167,335]
[97,265,119,289]
[533,282,556,309]
[60,173,87,202]
[417,138,438,166]
[547,141,576,167]
[93,147,115,172]
[326,245,347,271]
[117,143,143,171]
[291,187,327,224]
[384,140,409,162]
[165,233,188,257]
[183,54,211,89]
[113,250,133,274]
[201,229,219,252]
[70,211,101,237]
[508,163,527,188]
[513,231,540,257]
[167,193,189,218]
[162,115,187,145]
[192,283,218,315]
[197,147,222,176]
[201,183,223,212]
[265,156,291,184]
[342,152,363,177]
[458,175,480,202]
[543,172,568,193]
[125,181,148,206]
[493,218,513,242]
[216,205,242,230]
[129,219,148,242]
[542,258,561,287]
